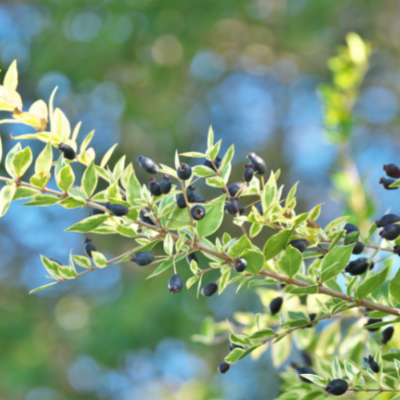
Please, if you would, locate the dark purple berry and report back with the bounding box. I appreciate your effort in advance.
[352,241,364,255]
[176,193,186,208]
[291,364,316,383]
[381,326,394,344]
[186,252,198,265]
[223,182,247,197]
[325,379,348,396]
[58,143,76,160]
[247,152,266,175]
[379,177,398,190]
[229,197,240,215]
[192,193,206,203]
[191,205,206,220]
[376,214,400,228]
[243,163,254,182]
[204,157,221,172]
[106,201,129,217]
[233,258,247,273]
[365,318,382,332]
[137,155,158,174]
[160,174,172,194]
[200,282,218,297]
[269,297,283,315]
[228,342,244,351]
[177,163,192,180]
[380,224,400,240]
[256,203,263,216]
[90,208,105,216]
[345,258,373,276]
[218,362,230,374]
[383,163,400,178]
[344,223,359,235]
[394,246,400,256]
[130,251,154,266]
[168,274,183,294]
[224,203,245,216]
[303,313,316,329]
[140,209,155,226]
[148,177,162,196]
[83,238,96,258]
[288,239,308,253]
[364,355,380,373]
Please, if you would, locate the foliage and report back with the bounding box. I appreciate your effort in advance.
[1,33,400,399]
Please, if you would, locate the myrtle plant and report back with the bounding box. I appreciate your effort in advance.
[2,33,400,399]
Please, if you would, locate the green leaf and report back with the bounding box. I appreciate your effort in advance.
[219,144,234,174]
[0,185,15,216]
[207,125,214,151]
[382,374,398,391]
[66,214,109,233]
[210,139,221,161]
[30,171,51,189]
[344,360,359,383]
[5,142,21,178]
[229,333,251,346]
[363,318,400,330]
[285,182,298,207]
[240,249,265,274]
[126,171,142,205]
[299,375,327,388]
[332,357,342,379]
[91,251,107,268]
[40,255,61,279]
[291,285,318,295]
[166,206,191,230]
[263,228,294,261]
[179,152,205,157]
[13,187,39,201]
[196,194,225,238]
[22,195,59,207]
[218,268,231,294]
[228,234,253,258]
[192,165,215,177]
[356,267,388,300]
[82,161,97,199]
[262,171,277,211]
[58,196,86,209]
[271,334,291,368]
[249,328,274,339]
[56,164,75,192]
[80,129,95,153]
[278,245,303,278]
[72,255,92,268]
[116,224,137,237]
[100,143,118,168]
[164,233,174,256]
[12,147,32,178]
[186,275,199,289]
[308,204,322,221]
[113,155,126,181]
[35,142,53,173]
[390,267,400,304]
[205,176,225,188]
[29,282,58,294]
[224,348,244,364]
[320,244,354,282]
[52,108,70,142]
[280,319,309,329]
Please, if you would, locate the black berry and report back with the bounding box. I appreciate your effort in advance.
[269,297,283,315]
[106,201,129,217]
[191,205,206,220]
[204,157,221,172]
[186,252,198,265]
[224,203,245,216]
[148,177,162,196]
[160,174,172,194]
[303,313,316,329]
[58,143,76,160]
[325,379,348,396]
[90,208,105,216]
[256,203,263,215]
[291,364,316,383]
[243,163,254,182]
[365,318,382,332]
[218,362,230,374]
[247,152,266,175]
[168,274,183,294]
[379,177,398,190]
[140,209,155,226]
[224,182,246,197]
[288,239,309,253]
[137,155,158,174]
[380,224,400,240]
[192,193,206,203]
[302,353,313,367]
[352,241,364,255]
[383,163,400,178]
[344,223,359,235]
[375,214,400,228]
[395,246,400,256]
[177,163,192,180]
[364,355,379,373]
[381,326,394,344]
[130,251,154,266]
[200,282,218,297]
[234,258,247,273]
[176,193,186,209]
[83,238,96,258]
[229,197,240,215]
[345,258,373,276]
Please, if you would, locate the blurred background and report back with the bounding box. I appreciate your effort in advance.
[1,0,400,399]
